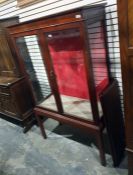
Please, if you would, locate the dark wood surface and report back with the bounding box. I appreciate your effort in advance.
[117,0,133,173]
[100,79,125,166]
[0,77,35,130]
[8,11,83,36]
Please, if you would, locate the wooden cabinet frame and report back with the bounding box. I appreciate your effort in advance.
[7,5,125,166]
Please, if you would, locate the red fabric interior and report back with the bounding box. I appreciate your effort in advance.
[48,30,109,100]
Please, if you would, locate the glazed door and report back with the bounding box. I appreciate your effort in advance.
[118,0,133,174]
[14,34,58,112]
[42,23,97,121]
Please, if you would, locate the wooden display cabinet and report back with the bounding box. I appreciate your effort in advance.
[7,4,125,166]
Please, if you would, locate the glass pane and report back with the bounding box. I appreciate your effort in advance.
[88,21,109,117]
[46,28,93,120]
[16,35,57,111]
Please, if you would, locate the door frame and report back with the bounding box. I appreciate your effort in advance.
[38,21,100,123]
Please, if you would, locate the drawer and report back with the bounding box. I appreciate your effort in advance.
[0,86,10,94]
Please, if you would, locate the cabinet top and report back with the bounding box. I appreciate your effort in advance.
[7,4,105,36]
[0,77,23,87]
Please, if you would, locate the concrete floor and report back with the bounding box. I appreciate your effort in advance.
[0,118,128,175]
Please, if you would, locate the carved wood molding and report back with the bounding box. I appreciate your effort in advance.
[17,0,43,8]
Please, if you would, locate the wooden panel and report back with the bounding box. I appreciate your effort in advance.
[0,17,19,77]
[128,1,133,46]
[0,77,35,131]
[126,57,133,149]
[11,78,35,117]
[121,0,133,150]
[118,0,133,173]
[0,28,16,76]
[0,93,18,117]
[0,77,35,130]
[100,79,125,166]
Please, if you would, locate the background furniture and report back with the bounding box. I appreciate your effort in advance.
[8,4,125,166]
[0,77,34,130]
[100,80,125,167]
[0,17,35,132]
[0,17,19,77]
[118,0,133,174]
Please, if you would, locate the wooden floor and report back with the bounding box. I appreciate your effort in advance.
[38,95,103,120]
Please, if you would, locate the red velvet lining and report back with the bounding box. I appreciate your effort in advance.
[48,30,109,100]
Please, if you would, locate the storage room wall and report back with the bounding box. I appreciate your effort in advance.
[0,0,123,107]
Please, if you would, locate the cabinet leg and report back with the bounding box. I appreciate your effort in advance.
[36,115,47,139]
[23,125,32,133]
[23,118,37,133]
[97,132,106,166]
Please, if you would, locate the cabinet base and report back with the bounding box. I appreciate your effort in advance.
[0,112,37,133]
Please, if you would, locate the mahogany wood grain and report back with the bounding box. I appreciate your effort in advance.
[118,0,133,173]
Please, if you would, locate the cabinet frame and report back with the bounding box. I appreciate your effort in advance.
[7,5,113,165]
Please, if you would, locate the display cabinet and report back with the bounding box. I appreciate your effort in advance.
[7,4,125,166]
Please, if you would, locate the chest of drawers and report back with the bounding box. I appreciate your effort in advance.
[0,77,35,132]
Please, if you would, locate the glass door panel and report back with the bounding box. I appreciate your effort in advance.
[87,21,110,117]
[46,28,93,120]
[16,35,57,111]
